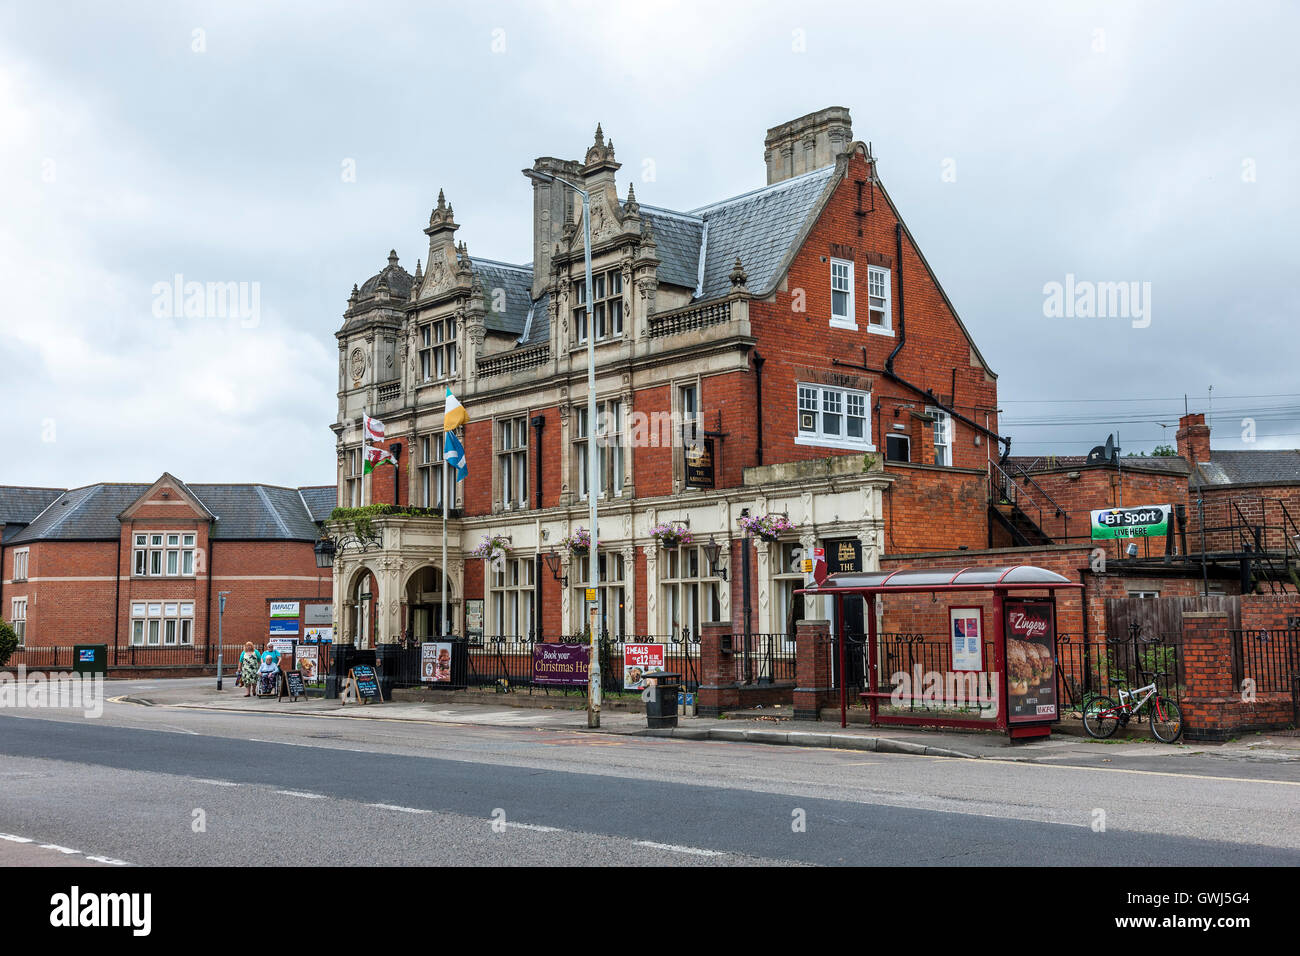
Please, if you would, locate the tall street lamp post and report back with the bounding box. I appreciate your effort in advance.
[523,166,600,728]
[216,590,231,691]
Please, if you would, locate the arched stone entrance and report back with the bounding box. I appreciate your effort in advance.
[343,565,380,648]
[404,564,457,641]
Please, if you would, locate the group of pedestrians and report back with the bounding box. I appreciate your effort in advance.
[237,642,283,697]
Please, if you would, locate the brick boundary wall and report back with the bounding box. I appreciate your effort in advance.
[793,619,833,720]
[1180,610,1294,741]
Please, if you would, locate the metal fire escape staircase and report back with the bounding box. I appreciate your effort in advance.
[988,459,1062,548]
[1233,499,1300,594]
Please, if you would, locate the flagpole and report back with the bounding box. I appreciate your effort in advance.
[442,452,449,638]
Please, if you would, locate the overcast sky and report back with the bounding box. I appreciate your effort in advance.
[3,0,1297,490]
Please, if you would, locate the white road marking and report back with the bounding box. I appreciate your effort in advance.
[367,803,431,814]
[39,843,81,855]
[0,833,133,866]
[979,758,1300,786]
[634,840,723,857]
[194,778,240,787]
[503,822,560,832]
[275,790,326,799]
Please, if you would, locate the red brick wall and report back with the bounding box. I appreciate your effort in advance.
[882,466,987,553]
[748,151,999,477]
[1022,467,1189,555]
[632,384,672,498]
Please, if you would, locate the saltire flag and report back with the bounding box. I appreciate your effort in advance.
[443,388,469,432]
[444,431,468,482]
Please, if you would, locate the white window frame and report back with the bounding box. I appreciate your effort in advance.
[795,383,875,452]
[418,315,458,383]
[12,549,28,582]
[133,531,197,577]
[772,542,806,649]
[572,551,625,639]
[928,407,952,467]
[867,265,892,334]
[574,401,625,501]
[573,268,625,344]
[130,600,194,646]
[490,557,535,638]
[497,417,529,510]
[658,545,720,639]
[418,432,445,509]
[10,598,26,646]
[345,447,364,508]
[830,258,855,329]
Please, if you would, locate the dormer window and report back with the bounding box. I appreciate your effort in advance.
[573,268,623,343]
[419,315,457,381]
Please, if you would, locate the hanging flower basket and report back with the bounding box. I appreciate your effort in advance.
[650,522,693,549]
[470,534,510,562]
[738,512,795,543]
[560,527,593,556]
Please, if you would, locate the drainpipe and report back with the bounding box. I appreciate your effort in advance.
[531,414,545,638]
[204,536,214,663]
[113,533,121,656]
[885,223,906,375]
[752,350,765,465]
[882,221,1010,456]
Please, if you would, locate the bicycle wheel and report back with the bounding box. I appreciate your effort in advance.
[1149,695,1184,743]
[1082,695,1121,739]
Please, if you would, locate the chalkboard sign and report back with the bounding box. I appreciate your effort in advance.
[284,670,306,701]
[349,665,382,703]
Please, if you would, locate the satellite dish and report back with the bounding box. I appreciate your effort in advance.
[1104,434,1116,461]
[1086,445,1108,464]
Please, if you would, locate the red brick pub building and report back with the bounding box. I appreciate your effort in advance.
[328,107,1003,650]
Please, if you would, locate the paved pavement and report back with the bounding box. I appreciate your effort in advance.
[124,677,1300,765]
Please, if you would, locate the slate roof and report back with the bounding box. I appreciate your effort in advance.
[1195,450,1300,487]
[8,482,333,544]
[0,486,65,543]
[298,486,337,523]
[640,208,704,290]
[690,165,838,300]
[518,291,550,347]
[471,258,533,337]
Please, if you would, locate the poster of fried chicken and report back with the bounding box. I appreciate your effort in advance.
[1003,599,1058,723]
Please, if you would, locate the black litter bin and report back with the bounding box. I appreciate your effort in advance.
[643,672,682,729]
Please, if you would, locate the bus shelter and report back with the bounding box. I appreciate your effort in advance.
[798,565,1083,740]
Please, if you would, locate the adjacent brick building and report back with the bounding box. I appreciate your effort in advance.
[1,474,334,651]
[328,107,1004,646]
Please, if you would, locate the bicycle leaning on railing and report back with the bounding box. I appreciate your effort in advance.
[1081,669,1184,743]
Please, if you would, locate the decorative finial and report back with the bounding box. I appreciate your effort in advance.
[730,256,748,288]
[388,249,399,267]
[437,188,446,210]
[623,183,640,216]
[593,123,604,147]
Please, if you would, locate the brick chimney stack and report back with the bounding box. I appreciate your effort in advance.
[1176,413,1211,464]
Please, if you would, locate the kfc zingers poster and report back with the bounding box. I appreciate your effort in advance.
[1003,598,1058,723]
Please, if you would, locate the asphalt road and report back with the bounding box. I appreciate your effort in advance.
[1,693,1298,867]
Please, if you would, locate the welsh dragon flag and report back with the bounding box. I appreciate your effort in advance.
[363,413,395,474]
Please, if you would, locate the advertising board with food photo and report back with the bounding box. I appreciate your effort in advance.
[1003,598,1058,723]
[295,644,320,682]
[623,643,666,690]
[421,642,453,683]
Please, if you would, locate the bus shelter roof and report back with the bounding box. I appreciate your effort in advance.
[797,565,1083,595]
